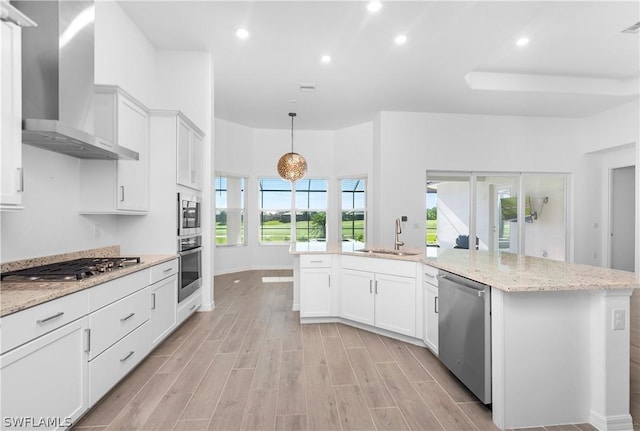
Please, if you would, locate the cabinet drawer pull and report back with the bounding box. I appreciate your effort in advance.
[435,296,438,314]
[120,312,135,322]
[17,167,24,192]
[189,304,197,311]
[120,351,135,362]
[36,312,64,324]
[163,267,173,273]
[310,260,323,263]
[151,293,156,310]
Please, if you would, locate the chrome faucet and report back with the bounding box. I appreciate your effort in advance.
[394,218,404,251]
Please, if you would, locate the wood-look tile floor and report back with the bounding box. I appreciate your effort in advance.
[74,270,599,431]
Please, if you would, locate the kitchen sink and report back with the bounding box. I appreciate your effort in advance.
[355,248,420,256]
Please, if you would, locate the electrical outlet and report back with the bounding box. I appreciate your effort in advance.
[613,309,625,331]
[401,216,408,222]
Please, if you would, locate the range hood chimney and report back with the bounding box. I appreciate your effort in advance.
[12,0,138,160]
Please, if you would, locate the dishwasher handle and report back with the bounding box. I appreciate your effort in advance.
[439,273,488,297]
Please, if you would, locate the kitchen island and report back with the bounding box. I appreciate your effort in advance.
[291,244,640,431]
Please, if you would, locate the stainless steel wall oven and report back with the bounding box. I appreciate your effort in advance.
[178,235,202,302]
[178,193,201,236]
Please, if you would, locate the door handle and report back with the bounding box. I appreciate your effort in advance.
[151,293,156,310]
[369,280,372,294]
[435,296,438,314]
[120,185,125,202]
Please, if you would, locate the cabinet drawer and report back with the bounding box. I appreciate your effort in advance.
[177,288,202,324]
[300,254,331,268]
[1,290,89,354]
[88,287,150,360]
[423,264,439,287]
[341,255,416,277]
[150,258,178,285]
[89,321,150,405]
[89,269,149,312]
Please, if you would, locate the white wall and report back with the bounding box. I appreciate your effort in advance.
[375,111,582,252]
[214,120,373,274]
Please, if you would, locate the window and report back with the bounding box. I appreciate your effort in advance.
[215,176,246,246]
[295,179,328,242]
[259,178,292,243]
[341,178,366,245]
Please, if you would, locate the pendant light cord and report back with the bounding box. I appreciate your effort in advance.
[289,112,296,153]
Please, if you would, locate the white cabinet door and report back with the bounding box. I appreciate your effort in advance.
[1,317,89,428]
[191,131,203,190]
[300,268,332,317]
[176,116,204,190]
[0,19,23,208]
[425,284,439,354]
[374,273,416,337]
[340,269,375,326]
[150,274,178,348]
[116,96,149,211]
[177,118,191,187]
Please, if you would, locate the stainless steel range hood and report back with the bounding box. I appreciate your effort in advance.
[13,0,138,160]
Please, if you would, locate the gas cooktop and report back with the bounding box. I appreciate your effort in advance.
[1,257,141,282]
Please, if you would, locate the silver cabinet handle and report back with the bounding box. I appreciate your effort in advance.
[151,293,156,310]
[375,280,378,294]
[17,167,24,192]
[120,185,125,202]
[328,274,331,287]
[85,329,91,353]
[37,312,64,324]
[435,296,438,314]
[120,312,135,322]
[163,267,173,273]
[189,304,196,311]
[369,280,372,294]
[310,260,323,263]
[120,351,135,362]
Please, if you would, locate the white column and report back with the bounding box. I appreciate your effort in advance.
[589,289,633,431]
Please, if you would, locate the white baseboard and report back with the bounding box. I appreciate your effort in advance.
[590,411,634,431]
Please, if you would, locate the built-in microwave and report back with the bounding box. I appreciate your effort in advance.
[178,193,201,236]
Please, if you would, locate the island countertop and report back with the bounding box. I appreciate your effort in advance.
[290,242,640,292]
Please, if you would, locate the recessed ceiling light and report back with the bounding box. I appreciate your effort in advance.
[321,55,332,64]
[516,37,530,47]
[235,28,249,39]
[367,1,382,13]
[394,34,408,45]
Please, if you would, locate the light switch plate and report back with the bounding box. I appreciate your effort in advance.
[613,309,625,331]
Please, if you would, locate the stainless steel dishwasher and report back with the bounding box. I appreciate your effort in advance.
[438,270,491,404]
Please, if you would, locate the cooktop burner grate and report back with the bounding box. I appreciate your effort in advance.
[1,257,141,282]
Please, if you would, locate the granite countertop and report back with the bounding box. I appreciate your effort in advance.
[290,242,640,293]
[1,247,177,317]
[290,241,424,262]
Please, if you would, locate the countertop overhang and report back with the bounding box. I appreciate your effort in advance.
[290,243,640,293]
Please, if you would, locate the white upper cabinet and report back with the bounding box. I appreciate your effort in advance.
[0,4,35,210]
[79,85,149,214]
[177,115,204,190]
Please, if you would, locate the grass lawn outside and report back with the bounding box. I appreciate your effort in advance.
[216,219,366,243]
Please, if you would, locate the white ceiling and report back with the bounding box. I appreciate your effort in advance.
[119,1,640,130]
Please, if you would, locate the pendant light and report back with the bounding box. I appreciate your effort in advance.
[277,112,307,182]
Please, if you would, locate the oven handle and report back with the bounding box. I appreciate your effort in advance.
[179,246,202,256]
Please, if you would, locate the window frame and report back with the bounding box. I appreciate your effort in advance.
[215,174,247,247]
[340,177,367,245]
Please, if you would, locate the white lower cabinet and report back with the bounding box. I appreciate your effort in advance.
[340,266,416,337]
[150,274,178,348]
[423,266,439,354]
[88,321,150,405]
[0,317,89,429]
[299,255,333,318]
[177,287,202,325]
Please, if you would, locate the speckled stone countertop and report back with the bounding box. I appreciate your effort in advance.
[290,243,640,292]
[290,242,424,262]
[1,247,177,317]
